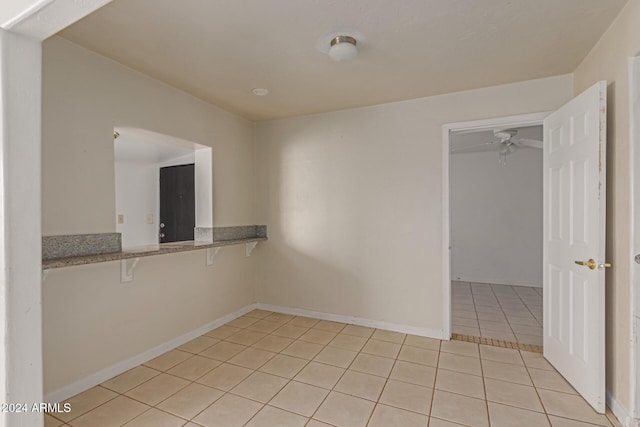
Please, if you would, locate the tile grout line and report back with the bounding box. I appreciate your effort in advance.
[488,283,523,345]
[220,311,609,426]
[123,357,225,425]
[478,340,491,427]
[362,332,407,427]
[517,342,554,426]
[149,315,299,425]
[488,283,515,341]
[473,282,504,341]
[475,349,563,423]
[454,282,542,349]
[64,314,410,425]
[183,314,313,424]
[301,325,349,424]
[63,313,444,425]
[239,316,388,424]
[58,307,612,427]
[426,341,442,427]
[456,281,481,334]
[238,314,327,424]
[507,284,543,333]
[48,385,121,425]
[512,286,543,327]
[98,347,226,424]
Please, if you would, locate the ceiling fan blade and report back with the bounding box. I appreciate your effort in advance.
[498,142,516,153]
[516,138,543,149]
[450,127,496,135]
[451,127,514,136]
[451,144,499,154]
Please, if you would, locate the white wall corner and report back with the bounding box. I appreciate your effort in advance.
[607,389,636,427]
[2,0,113,41]
[195,147,213,228]
[1,6,119,421]
[441,124,452,341]
[0,28,44,426]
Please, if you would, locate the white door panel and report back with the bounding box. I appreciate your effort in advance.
[543,80,607,413]
[633,55,640,423]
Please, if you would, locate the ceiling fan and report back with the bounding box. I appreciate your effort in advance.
[451,129,543,165]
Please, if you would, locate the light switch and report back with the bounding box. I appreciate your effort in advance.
[146,214,154,224]
[117,214,124,224]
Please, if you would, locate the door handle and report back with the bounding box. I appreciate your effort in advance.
[575,259,612,270]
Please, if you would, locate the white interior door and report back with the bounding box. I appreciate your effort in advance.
[631,55,640,420]
[543,80,607,413]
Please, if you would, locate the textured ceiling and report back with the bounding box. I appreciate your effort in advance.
[58,0,627,121]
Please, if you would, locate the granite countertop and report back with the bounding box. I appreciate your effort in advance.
[42,237,267,269]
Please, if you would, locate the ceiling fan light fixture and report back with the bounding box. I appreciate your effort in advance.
[252,88,269,96]
[329,36,358,62]
[494,130,517,142]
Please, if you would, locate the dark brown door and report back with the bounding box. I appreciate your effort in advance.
[159,164,195,243]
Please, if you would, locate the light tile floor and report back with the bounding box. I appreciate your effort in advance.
[452,282,544,346]
[46,309,620,427]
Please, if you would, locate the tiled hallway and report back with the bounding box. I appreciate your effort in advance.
[452,282,543,346]
[45,309,619,427]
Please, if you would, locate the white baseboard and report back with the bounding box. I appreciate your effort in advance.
[607,389,637,427]
[256,303,445,340]
[452,279,542,288]
[45,302,445,403]
[44,303,258,403]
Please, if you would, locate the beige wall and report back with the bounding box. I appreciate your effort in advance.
[255,75,572,335]
[43,12,637,407]
[573,0,640,412]
[43,38,255,234]
[41,37,257,394]
[450,145,542,288]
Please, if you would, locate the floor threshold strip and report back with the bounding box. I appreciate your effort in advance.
[451,333,543,353]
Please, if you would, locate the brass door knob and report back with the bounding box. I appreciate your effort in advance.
[574,259,612,270]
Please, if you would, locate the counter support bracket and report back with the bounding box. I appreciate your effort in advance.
[245,242,258,257]
[121,258,140,283]
[206,247,221,266]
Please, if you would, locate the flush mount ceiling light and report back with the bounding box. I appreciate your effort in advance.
[316,30,364,62]
[252,88,269,96]
[329,36,358,62]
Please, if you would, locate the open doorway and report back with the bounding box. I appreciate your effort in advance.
[442,112,549,343]
[449,125,543,346]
